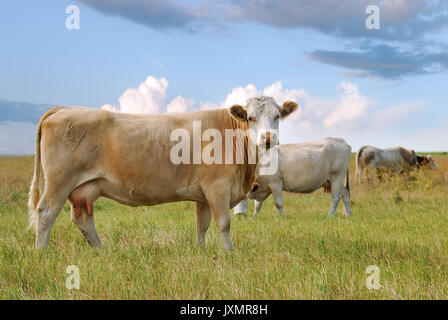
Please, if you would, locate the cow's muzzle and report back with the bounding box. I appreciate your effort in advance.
[259,131,278,149]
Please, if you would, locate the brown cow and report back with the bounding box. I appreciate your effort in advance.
[416,155,438,169]
[28,97,297,250]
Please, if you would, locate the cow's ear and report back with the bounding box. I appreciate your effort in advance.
[230,105,247,121]
[279,101,298,119]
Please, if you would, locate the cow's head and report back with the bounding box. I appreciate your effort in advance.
[247,182,271,201]
[417,155,427,167]
[229,96,298,148]
[417,155,438,169]
[427,155,438,169]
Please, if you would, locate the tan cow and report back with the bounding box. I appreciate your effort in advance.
[28,97,298,250]
[355,145,417,185]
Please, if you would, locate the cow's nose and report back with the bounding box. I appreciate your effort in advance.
[260,132,277,148]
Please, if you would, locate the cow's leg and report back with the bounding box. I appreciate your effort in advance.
[271,187,284,216]
[328,193,342,217]
[254,200,263,215]
[233,198,248,215]
[341,187,352,217]
[70,205,102,248]
[35,189,70,249]
[367,168,375,186]
[206,188,234,251]
[195,201,211,246]
[356,167,364,185]
[328,175,344,217]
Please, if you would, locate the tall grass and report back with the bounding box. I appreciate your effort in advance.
[0,155,447,299]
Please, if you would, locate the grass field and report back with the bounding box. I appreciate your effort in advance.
[0,154,447,299]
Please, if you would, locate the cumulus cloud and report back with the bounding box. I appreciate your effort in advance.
[166,95,194,113]
[119,76,168,114]
[101,76,170,114]
[98,75,422,138]
[200,81,306,116]
[323,82,375,128]
[220,84,260,107]
[194,79,376,132]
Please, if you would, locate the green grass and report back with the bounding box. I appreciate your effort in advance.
[0,155,447,299]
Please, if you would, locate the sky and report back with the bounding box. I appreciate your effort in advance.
[0,0,447,154]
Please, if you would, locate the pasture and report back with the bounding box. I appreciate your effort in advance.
[0,154,447,299]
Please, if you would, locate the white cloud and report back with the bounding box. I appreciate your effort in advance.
[96,74,435,153]
[102,76,376,133]
[102,76,169,114]
[220,84,260,107]
[101,104,118,112]
[323,82,375,128]
[166,95,194,114]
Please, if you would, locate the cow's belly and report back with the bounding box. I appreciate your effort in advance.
[378,152,403,170]
[70,176,205,208]
[279,157,330,193]
[282,174,328,193]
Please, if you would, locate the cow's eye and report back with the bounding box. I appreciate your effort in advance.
[274,115,280,121]
[248,116,256,122]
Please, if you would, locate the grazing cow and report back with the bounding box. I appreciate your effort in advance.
[416,155,438,169]
[233,138,352,217]
[355,145,417,185]
[28,97,298,250]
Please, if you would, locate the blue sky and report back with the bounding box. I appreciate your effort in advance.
[0,0,447,154]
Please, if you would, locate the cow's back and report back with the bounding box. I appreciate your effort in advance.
[279,138,350,193]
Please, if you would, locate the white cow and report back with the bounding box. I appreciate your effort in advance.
[355,145,417,185]
[234,137,352,217]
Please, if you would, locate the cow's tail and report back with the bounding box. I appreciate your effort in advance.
[28,106,62,232]
[346,169,350,195]
[355,145,367,182]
